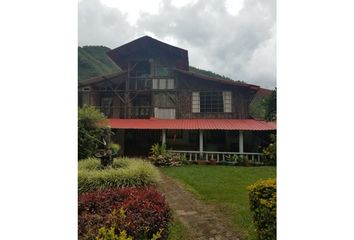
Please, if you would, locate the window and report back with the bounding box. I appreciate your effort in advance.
[192,91,232,113]
[192,92,200,113]
[154,108,176,119]
[200,92,224,113]
[152,78,175,90]
[223,91,232,112]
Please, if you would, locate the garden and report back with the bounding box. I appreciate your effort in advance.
[161,165,276,240]
[78,106,276,240]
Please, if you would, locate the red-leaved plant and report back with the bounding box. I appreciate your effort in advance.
[78,187,171,240]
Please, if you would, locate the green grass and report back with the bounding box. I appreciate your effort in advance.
[161,165,276,240]
[167,217,192,240]
[78,157,160,193]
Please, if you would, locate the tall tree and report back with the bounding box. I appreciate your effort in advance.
[265,88,276,121]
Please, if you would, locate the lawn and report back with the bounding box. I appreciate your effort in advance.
[168,217,193,240]
[161,165,276,240]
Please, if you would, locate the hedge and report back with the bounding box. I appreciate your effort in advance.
[248,178,276,240]
[78,158,160,193]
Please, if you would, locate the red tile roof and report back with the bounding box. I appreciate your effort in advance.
[108,119,276,131]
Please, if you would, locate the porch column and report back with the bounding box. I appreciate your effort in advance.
[199,130,204,153]
[239,130,244,153]
[162,129,166,145]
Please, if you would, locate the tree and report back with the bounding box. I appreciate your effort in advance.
[264,88,276,121]
[78,105,110,160]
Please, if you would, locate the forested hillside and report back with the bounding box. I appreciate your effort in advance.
[78,46,121,81]
[78,46,234,81]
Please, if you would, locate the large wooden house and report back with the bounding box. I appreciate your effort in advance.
[79,36,276,161]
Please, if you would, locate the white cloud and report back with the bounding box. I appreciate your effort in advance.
[225,0,244,16]
[78,0,276,88]
[100,0,161,24]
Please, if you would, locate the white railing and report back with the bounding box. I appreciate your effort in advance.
[170,150,263,165]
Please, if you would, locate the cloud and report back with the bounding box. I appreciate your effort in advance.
[78,0,137,47]
[78,0,276,88]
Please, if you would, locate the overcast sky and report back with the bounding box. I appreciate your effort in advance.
[78,0,276,89]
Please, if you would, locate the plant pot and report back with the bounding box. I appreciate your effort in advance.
[197,160,207,165]
[209,160,218,165]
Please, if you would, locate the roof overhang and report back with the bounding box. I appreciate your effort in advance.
[108,119,276,131]
[174,69,260,90]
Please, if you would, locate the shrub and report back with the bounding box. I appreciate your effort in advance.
[78,105,110,160]
[78,187,171,240]
[78,158,160,193]
[248,178,276,240]
[262,134,276,166]
[148,143,182,167]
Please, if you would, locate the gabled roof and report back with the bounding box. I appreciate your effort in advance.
[107,36,189,70]
[108,118,276,131]
[174,69,260,90]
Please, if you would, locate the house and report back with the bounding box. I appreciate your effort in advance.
[78,36,276,162]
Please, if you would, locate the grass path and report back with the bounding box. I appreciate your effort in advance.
[161,165,276,240]
[158,172,242,240]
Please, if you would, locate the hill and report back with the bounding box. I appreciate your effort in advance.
[78,46,121,81]
[78,46,234,81]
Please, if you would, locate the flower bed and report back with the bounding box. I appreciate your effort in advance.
[78,187,171,240]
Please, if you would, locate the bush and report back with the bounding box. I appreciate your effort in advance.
[78,187,171,240]
[78,158,160,193]
[248,178,276,240]
[148,143,182,167]
[78,105,110,160]
[262,134,276,166]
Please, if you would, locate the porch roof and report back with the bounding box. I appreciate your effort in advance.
[108,119,276,131]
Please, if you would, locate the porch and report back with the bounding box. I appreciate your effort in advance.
[109,118,276,164]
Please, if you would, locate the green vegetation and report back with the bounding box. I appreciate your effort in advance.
[78,158,160,193]
[248,178,276,240]
[249,88,276,120]
[78,105,110,160]
[78,46,238,83]
[78,46,121,81]
[264,89,276,121]
[249,98,267,120]
[161,166,276,240]
[79,188,170,240]
[148,143,185,166]
[167,218,192,240]
[189,66,234,81]
[262,134,276,166]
